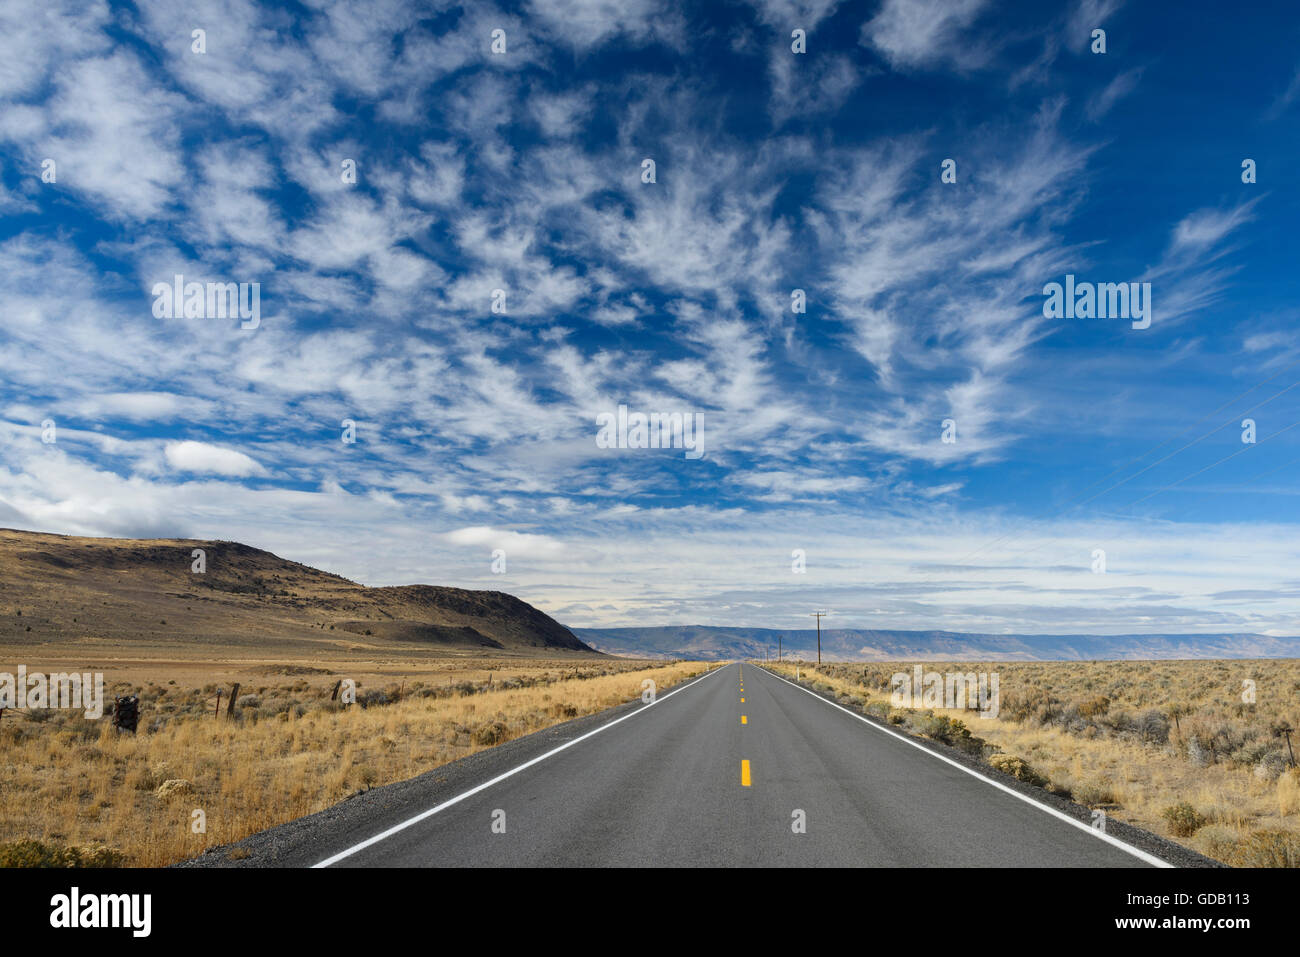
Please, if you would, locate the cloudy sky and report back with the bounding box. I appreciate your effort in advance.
[2,0,1299,636]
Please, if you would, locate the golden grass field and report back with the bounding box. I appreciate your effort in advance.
[770,658,1300,866]
[0,651,712,867]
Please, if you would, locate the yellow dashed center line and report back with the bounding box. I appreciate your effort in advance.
[739,667,752,784]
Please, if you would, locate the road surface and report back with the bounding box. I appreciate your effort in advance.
[223,662,1167,867]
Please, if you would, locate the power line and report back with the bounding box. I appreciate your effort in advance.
[996,415,1300,572]
[943,374,1300,571]
[1126,418,1300,507]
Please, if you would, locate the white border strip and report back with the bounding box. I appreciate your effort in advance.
[757,665,1173,868]
[312,663,727,867]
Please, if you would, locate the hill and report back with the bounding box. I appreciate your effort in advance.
[575,625,1300,661]
[0,528,593,656]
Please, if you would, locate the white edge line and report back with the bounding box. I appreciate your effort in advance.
[312,662,729,867]
[758,665,1174,869]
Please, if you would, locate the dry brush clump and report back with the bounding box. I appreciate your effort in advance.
[774,659,1300,866]
[0,659,712,867]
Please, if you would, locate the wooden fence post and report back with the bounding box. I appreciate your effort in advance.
[214,689,222,718]
[227,683,240,717]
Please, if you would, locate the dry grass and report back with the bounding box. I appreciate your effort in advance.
[770,659,1300,867]
[0,658,713,866]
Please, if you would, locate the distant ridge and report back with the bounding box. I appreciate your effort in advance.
[575,625,1300,661]
[0,528,594,655]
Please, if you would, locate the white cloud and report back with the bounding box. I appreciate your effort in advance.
[1086,67,1141,120]
[1170,202,1256,254]
[441,525,568,559]
[0,0,112,99]
[768,49,863,125]
[164,441,265,477]
[530,88,594,138]
[71,392,215,423]
[0,52,189,219]
[1066,0,1125,54]
[861,0,991,72]
[745,0,843,29]
[525,0,678,48]
[1265,63,1300,120]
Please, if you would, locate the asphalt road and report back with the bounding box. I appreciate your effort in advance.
[227,662,1169,867]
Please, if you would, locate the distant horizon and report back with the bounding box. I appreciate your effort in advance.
[576,623,1300,662]
[576,623,1300,640]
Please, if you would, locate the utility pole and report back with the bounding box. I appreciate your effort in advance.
[778,635,782,661]
[811,612,826,665]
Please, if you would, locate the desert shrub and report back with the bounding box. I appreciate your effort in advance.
[1136,709,1170,745]
[914,714,987,755]
[1217,830,1300,868]
[1161,801,1208,837]
[1187,735,1211,767]
[57,714,102,742]
[987,754,1048,788]
[155,779,194,799]
[1252,750,1289,781]
[1000,690,1057,725]
[137,761,173,790]
[474,721,509,746]
[0,722,28,745]
[1232,739,1277,768]
[1072,781,1118,806]
[261,699,306,720]
[1079,696,1111,719]
[0,840,125,868]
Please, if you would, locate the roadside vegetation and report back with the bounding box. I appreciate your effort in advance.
[770,659,1300,867]
[0,658,711,866]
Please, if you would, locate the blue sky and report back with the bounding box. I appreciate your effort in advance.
[2,0,1300,636]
